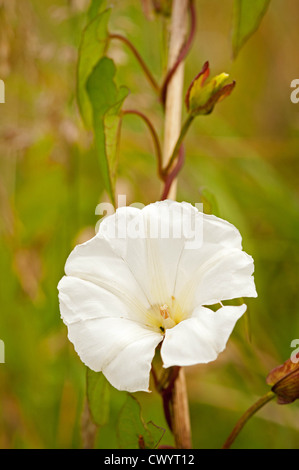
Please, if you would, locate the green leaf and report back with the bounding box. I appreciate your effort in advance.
[200,187,220,216]
[77,7,111,126]
[146,421,166,449]
[86,57,129,204]
[117,394,165,449]
[232,0,271,58]
[86,367,111,427]
[87,0,107,22]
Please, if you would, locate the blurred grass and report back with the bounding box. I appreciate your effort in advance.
[0,0,299,448]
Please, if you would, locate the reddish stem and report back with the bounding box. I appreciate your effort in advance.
[151,365,181,432]
[151,364,160,389]
[108,33,159,93]
[222,391,276,449]
[122,109,163,179]
[161,145,185,200]
[161,367,181,431]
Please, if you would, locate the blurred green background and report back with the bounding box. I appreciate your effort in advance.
[0,0,299,449]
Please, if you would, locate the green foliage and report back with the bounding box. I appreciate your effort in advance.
[86,370,166,449]
[77,1,129,205]
[232,0,271,58]
[199,187,220,217]
[77,6,111,126]
[87,0,107,22]
[86,57,129,204]
[86,368,111,427]
[117,394,165,449]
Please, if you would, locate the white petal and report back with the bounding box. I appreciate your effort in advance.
[98,201,197,306]
[58,276,148,324]
[201,213,243,250]
[161,304,246,368]
[64,231,151,314]
[101,323,162,392]
[69,318,161,392]
[59,276,162,392]
[175,246,257,311]
[99,205,163,304]
[172,210,256,310]
[196,249,257,306]
[97,202,252,310]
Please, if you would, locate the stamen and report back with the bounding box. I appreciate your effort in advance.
[160,304,170,319]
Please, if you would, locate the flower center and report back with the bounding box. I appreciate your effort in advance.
[160,304,170,319]
[146,297,186,334]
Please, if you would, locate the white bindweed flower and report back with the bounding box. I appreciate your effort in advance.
[58,200,257,392]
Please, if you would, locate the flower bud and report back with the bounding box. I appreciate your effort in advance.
[185,61,236,116]
[266,352,299,405]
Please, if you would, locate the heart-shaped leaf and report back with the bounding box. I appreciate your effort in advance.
[117,394,165,449]
[77,6,111,126]
[86,368,111,427]
[232,0,271,58]
[86,57,129,204]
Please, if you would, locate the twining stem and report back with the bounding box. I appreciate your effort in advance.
[152,365,190,446]
[161,0,192,449]
[108,33,160,93]
[160,0,196,106]
[171,368,192,449]
[162,114,194,177]
[161,145,185,200]
[162,0,188,200]
[222,391,276,449]
[161,367,181,432]
[122,109,163,179]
